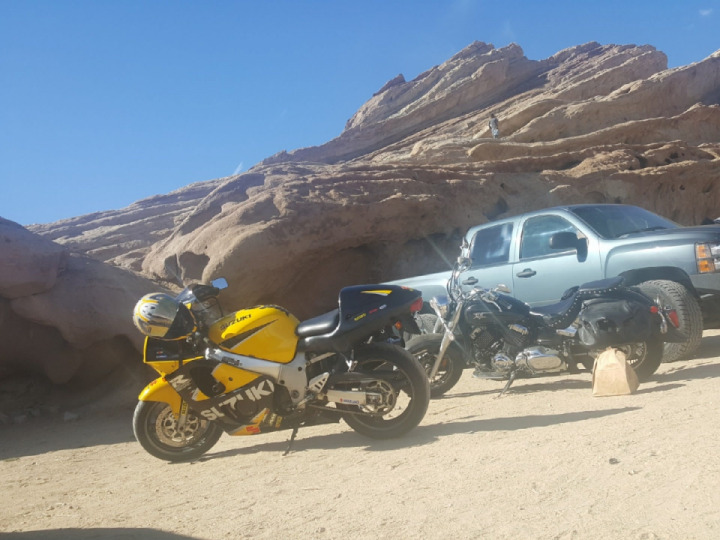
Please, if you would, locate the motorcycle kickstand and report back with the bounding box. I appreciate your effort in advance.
[496,370,518,398]
[283,426,300,456]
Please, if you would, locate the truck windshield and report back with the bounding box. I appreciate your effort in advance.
[569,205,678,239]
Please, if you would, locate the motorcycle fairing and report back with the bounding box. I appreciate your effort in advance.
[297,284,421,352]
[143,337,201,376]
[138,377,183,414]
[164,361,277,433]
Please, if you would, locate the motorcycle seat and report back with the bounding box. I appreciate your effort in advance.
[296,309,340,338]
[529,276,625,328]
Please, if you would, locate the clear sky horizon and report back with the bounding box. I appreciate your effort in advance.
[2,1,718,226]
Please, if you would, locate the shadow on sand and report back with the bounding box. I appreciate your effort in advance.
[1,529,202,540]
[3,337,718,462]
[198,405,641,462]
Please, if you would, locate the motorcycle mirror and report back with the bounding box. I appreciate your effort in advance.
[495,284,511,293]
[211,277,228,290]
[456,256,472,268]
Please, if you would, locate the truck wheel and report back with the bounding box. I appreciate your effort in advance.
[637,280,703,362]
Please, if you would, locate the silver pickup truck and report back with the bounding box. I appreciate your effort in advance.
[392,204,720,362]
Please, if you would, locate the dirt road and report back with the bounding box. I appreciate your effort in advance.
[2,332,720,539]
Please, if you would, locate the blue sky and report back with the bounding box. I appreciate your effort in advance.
[1,1,718,226]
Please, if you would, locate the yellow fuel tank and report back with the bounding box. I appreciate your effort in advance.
[208,305,300,364]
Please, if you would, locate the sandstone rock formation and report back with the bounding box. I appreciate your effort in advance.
[0,218,159,396]
[4,41,720,393]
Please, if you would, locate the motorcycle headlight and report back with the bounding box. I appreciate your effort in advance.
[696,243,720,273]
[429,295,450,319]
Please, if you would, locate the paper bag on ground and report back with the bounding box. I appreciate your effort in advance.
[592,347,639,396]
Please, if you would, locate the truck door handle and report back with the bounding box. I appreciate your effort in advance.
[516,268,537,278]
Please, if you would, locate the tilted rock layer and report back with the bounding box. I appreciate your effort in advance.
[3,41,720,391]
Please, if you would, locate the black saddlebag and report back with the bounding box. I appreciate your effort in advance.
[577,299,654,348]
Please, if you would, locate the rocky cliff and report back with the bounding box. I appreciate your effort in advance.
[3,41,720,399]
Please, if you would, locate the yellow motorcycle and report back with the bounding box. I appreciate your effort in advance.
[131,278,429,461]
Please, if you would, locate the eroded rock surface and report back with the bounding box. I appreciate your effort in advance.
[4,41,720,393]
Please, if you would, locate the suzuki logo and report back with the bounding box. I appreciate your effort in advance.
[199,379,275,421]
[245,379,274,401]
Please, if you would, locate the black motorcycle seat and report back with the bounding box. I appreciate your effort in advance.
[296,309,340,338]
[529,276,625,328]
[575,276,624,295]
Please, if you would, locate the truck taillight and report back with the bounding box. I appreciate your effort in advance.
[696,243,720,273]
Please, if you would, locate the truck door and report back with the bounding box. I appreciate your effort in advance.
[511,214,602,306]
[462,222,516,291]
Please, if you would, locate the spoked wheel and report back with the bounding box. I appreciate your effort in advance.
[612,338,664,381]
[406,333,465,398]
[338,343,430,439]
[133,401,223,462]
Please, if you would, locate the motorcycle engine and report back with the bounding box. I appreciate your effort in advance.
[472,322,567,376]
[471,323,532,371]
[469,326,504,365]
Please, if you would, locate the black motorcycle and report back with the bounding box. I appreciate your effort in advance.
[406,254,682,397]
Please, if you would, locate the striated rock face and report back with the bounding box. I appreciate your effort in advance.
[5,41,720,391]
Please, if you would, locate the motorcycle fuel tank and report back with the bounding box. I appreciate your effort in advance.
[208,305,300,364]
[464,294,529,327]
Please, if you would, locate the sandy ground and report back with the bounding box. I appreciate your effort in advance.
[2,331,720,540]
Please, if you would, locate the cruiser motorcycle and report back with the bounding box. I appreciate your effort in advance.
[407,254,681,397]
[131,279,429,461]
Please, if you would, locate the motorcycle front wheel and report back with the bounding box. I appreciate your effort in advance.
[338,343,430,439]
[133,400,223,462]
[406,333,465,398]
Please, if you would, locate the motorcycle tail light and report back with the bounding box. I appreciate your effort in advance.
[409,297,423,313]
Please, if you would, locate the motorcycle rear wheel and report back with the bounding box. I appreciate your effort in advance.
[406,333,465,398]
[133,400,223,462]
[339,343,430,439]
[612,338,664,381]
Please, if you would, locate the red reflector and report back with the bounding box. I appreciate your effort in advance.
[409,297,423,313]
[394,321,403,330]
[668,310,680,328]
[650,305,658,314]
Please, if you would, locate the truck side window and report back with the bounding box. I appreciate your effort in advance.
[469,223,513,266]
[520,216,578,259]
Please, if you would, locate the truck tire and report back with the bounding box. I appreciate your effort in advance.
[637,280,703,362]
